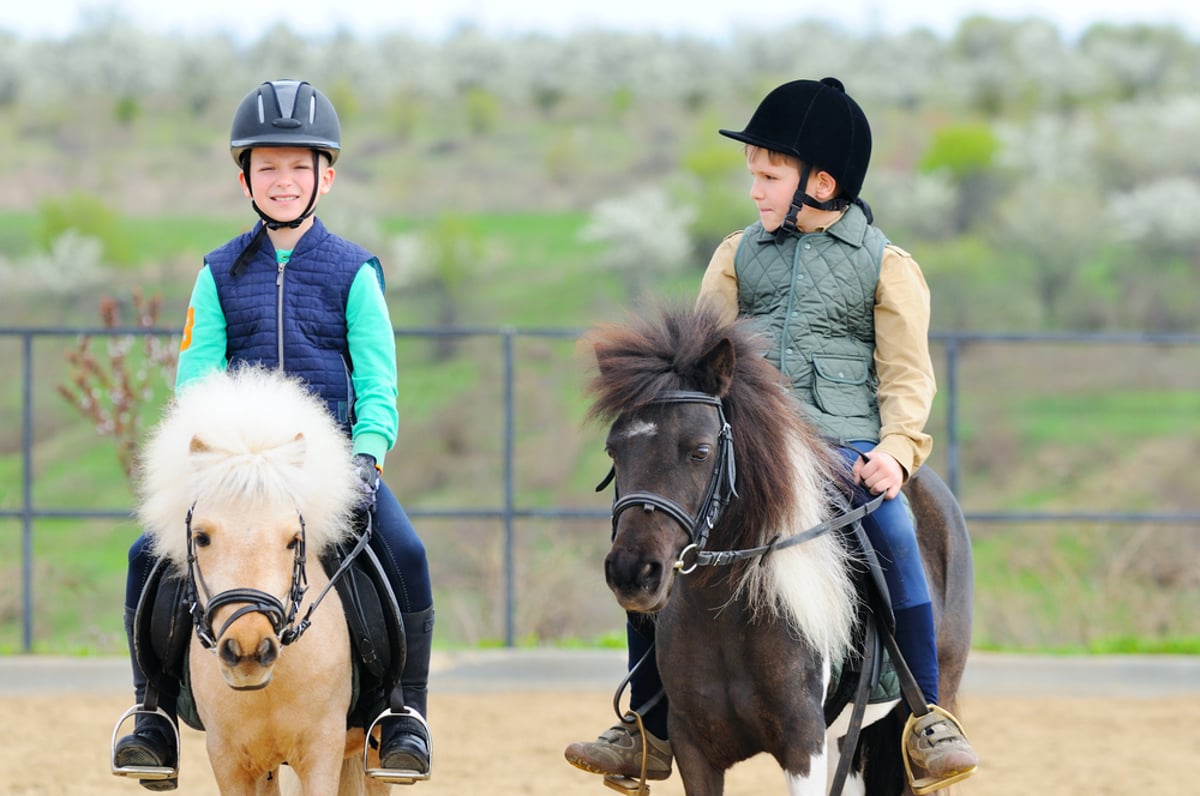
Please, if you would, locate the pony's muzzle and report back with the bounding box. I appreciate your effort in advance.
[216,620,280,690]
[604,549,665,609]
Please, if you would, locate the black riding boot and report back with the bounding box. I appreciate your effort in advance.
[114,608,180,791]
[379,607,434,773]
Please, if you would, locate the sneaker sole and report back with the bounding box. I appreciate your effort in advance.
[564,754,671,781]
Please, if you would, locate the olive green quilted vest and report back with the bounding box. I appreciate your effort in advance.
[734,204,887,443]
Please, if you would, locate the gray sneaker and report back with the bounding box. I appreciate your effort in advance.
[564,719,672,781]
[905,707,979,792]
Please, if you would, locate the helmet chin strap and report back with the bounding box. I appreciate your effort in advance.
[231,151,321,276]
[776,162,850,239]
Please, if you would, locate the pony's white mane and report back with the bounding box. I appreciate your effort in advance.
[734,433,858,662]
[137,366,359,570]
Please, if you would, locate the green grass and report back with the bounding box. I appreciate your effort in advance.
[1014,390,1200,442]
[115,216,249,265]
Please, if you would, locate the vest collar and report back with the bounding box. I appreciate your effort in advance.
[752,203,869,248]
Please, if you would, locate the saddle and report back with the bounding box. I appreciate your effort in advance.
[132,524,405,731]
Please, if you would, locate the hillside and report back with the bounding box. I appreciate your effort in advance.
[1,17,1199,653]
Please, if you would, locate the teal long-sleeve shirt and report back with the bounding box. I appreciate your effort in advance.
[176,252,399,465]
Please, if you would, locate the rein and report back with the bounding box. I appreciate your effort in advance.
[184,504,372,650]
[599,389,884,575]
[677,492,885,573]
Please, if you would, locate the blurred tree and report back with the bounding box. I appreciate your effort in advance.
[37,193,136,267]
[920,122,1001,234]
[113,94,140,126]
[3,15,1200,332]
[463,86,501,137]
[581,185,695,298]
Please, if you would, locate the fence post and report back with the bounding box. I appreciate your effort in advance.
[502,327,516,647]
[944,336,961,498]
[20,332,34,653]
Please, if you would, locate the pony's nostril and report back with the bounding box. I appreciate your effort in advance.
[219,637,242,667]
[257,637,278,667]
[639,561,662,592]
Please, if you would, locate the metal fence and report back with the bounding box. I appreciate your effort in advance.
[3,326,1200,653]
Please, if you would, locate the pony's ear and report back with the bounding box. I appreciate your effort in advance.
[697,337,736,397]
[278,432,308,468]
[593,342,615,376]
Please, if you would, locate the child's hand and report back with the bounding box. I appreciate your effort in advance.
[352,453,380,512]
[853,450,904,499]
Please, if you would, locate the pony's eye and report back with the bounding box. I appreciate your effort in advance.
[691,444,712,462]
[287,536,300,550]
[194,531,211,547]
[605,446,615,460]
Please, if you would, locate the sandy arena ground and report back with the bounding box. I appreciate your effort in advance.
[1,652,1196,794]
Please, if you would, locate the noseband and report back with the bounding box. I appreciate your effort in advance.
[598,390,739,571]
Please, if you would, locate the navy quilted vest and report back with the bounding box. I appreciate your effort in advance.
[206,218,377,432]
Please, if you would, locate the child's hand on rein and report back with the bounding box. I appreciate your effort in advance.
[854,451,904,499]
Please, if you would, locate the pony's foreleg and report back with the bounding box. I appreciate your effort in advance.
[670,738,726,796]
[783,760,832,796]
[200,737,278,796]
[287,735,350,795]
[825,697,901,796]
[822,748,866,796]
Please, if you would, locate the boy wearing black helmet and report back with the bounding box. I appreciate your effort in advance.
[566,77,977,790]
[112,79,434,789]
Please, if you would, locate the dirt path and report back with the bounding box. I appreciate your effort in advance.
[3,687,1196,794]
[3,652,1196,794]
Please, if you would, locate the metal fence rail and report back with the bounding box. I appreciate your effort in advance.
[4,326,1200,653]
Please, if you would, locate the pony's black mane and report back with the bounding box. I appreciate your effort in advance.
[588,304,844,554]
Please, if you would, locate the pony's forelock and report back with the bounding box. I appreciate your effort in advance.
[136,367,358,570]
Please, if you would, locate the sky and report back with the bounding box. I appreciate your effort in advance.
[4,0,1200,42]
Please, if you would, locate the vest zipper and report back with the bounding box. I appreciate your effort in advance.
[276,260,286,368]
[779,234,804,380]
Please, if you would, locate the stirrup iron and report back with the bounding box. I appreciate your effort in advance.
[600,711,652,796]
[364,706,433,785]
[110,704,180,783]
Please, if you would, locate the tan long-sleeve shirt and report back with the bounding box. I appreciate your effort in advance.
[697,229,936,479]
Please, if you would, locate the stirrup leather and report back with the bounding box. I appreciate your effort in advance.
[110,704,180,782]
[601,713,653,796]
[902,704,978,795]
[364,706,432,785]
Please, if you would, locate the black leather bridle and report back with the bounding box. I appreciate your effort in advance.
[597,390,739,573]
[182,503,373,655]
[597,389,885,574]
